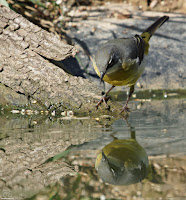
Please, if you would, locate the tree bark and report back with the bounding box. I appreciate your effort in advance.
[0,5,103,112]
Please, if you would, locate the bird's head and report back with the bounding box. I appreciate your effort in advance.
[95,150,122,184]
[95,137,149,185]
[94,45,121,83]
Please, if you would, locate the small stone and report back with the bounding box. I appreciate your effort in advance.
[100,195,106,200]
[67,110,74,117]
[32,121,37,125]
[51,111,55,116]
[137,104,142,110]
[132,93,136,98]
[26,110,33,115]
[45,111,49,115]
[136,82,143,88]
[31,100,37,104]
[56,0,62,4]
[11,110,20,114]
[161,129,168,133]
[34,110,39,115]
[21,109,25,115]
[164,93,167,98]
[64,78,68,82]
[61,111,67,116]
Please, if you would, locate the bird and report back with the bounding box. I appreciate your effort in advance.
[95,128,149,185]
[92,16,169,112]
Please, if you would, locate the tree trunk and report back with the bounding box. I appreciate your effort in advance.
[0,5,105,113]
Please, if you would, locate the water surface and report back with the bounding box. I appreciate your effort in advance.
[0,98,185,199]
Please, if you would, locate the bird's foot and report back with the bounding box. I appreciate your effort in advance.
[120,106,130,113]
[96,95,110,109]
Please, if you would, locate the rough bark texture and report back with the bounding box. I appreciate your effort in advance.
[0,5,102,111]
[0,115,103,199]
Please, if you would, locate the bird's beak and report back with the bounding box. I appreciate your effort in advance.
[101,151,107,162]
[100,72,105,84]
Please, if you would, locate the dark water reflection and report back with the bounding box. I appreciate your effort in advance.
[95,127,149,185]
[0,98,185,199]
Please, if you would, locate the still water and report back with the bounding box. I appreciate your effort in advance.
[0,98,185,200]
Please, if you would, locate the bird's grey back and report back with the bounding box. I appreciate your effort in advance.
[95,38,138,64]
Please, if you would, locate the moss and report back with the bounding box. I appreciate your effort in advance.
[109,89,186,101]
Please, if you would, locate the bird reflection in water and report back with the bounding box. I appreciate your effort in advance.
[95,123,149,185]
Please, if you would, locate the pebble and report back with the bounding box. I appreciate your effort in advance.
[45,111,49,115]
[21,109,25,115]
[51,110,55,116]
[26,110,33,115]
[34,110,39,115]
[11,110,20,114]
[32,121,37,125]
[61,110,74,117]
[31,100,37,104]
[132,93,136,98]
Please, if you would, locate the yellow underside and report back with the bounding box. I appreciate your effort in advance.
[95,139,147,169]
[93,59,145,87]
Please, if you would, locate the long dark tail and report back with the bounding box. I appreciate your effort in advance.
[141,16,169,55]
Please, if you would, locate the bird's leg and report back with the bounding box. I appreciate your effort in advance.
[121,85,135,113]
[96,85,115,109]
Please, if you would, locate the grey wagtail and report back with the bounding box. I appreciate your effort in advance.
[92,16,169,112]
[95,128,148,185]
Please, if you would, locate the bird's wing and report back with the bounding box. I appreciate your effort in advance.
[134,35,145,65]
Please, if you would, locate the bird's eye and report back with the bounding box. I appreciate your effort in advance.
[108,55,113,65]
[111,168,117,177]
[107,54,118,69]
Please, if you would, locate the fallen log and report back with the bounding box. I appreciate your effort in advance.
[0,4,107,114]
